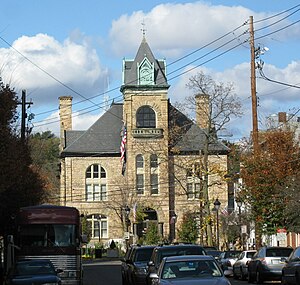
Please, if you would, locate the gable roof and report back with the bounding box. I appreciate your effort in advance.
[121,37,169,90]
[61,103,123,157]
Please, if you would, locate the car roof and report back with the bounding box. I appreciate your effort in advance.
[154,244,204,250]
[164,255,215,262]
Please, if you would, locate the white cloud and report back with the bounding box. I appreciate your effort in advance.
[33,110,100,136]
[0,33,109,107]
[109,2,298,58]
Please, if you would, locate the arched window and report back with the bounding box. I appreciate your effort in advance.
[86,164,107,201]
[136,155,144,195]
[87,214,108,239]
[136,106,156,128]
[150,154,159,195]
[187,163,202,199]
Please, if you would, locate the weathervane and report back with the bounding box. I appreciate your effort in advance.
[141,19,147,37]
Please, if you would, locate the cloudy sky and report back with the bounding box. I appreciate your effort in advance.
[1,0,300,141]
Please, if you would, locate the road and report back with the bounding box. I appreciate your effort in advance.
[82,258,280,285]
[83,259,122,285]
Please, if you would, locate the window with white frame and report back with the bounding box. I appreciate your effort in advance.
[150,154,159,195]
[87,214,108,239]
[136,155,144,194]
[86,164,107,201]
[187,163,202,199]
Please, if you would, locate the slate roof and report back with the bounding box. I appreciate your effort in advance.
[61,103,123,157]
[61,102,228,157]
[121,37,169,89]
[168,104,229,154]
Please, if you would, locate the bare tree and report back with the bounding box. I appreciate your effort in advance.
[183,71,243,246]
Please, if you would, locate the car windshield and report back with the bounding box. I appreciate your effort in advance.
[266,248,293,257]
[225,251,241,258]
[19,224,76,247]
[246,252,256,258]
[134,248,154,262]
[14,261,55,276]
[162,260,222,279]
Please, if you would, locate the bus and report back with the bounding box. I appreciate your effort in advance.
[11,204,84,285]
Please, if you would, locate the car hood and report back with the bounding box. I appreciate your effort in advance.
[160,277,230,285]
[11,274,60,285]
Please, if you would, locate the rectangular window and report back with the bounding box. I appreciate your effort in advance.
[94,184,100,200]
[195,183,201,199]
[100,184,107,200]
[94,220,100,238]
[86,184,107,201]
[86,184,93,201]
[136,174,144,194]
[101,221,108,238]
[187,183,194,199]
[150,173,158,194]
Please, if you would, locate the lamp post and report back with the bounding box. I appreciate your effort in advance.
[124,205,131,233]
[214,198,221,250]
[236,199,243,250]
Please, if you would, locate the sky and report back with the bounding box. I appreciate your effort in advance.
[1,0,300,141]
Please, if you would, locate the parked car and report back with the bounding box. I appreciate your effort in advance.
[121,244,156,285]
[121,245,134,285]
[282,245,300,285]
[206,250,222,259]
[232,250,256,280]
[150,255,232,285]
[146,244,207,285]
[247,246,293,283]
[217,250,242,274]
[5,259,62,285]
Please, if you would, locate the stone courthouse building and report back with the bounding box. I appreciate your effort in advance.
[59,36,229,246]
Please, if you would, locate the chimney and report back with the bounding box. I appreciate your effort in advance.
[195,94,210,129]
[278,112,287,123]
[59,96,73,150]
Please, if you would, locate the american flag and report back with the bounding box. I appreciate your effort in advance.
[221,206,229,216]
[132,202,137,222]
[120,123,127,175]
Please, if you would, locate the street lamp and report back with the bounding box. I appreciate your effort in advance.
[124,205,131,232]
[214,198,221,250]
[236,198,243,250]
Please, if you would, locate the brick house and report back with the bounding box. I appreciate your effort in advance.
[59,37,229,246]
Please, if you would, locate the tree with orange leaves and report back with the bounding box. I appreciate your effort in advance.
[240,129,300,247]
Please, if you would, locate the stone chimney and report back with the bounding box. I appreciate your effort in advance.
[195,94,210,129]
[278,112,287,123]
[59,96,73,150]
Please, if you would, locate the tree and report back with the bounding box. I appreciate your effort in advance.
[177,211,199,243]
[240,129,300,246]
[0,80,46,235]
[181,71,243,246]
[143,221,162,245]
[28,131,60,203]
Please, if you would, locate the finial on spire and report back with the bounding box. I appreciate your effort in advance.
[141,19,147,38]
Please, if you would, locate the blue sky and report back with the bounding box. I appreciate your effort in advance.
[1,1,300,141]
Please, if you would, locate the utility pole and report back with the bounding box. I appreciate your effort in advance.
[250,16,259,155]
[19,90,33,141]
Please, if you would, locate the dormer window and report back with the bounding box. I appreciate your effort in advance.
[138,58,154,85]
[137,106,156,128]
